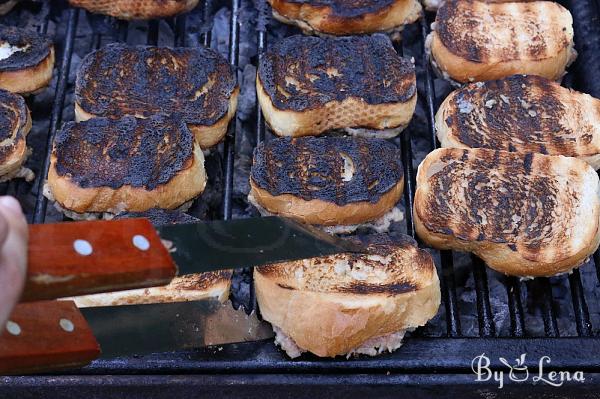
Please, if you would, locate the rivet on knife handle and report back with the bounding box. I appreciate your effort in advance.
[23,218,177,302]
[0,300,100,375]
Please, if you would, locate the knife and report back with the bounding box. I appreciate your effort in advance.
[23,216,365,302]
[0,299,274,375]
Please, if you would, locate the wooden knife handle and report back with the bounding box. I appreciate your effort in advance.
[0,300,100,374]
[23,218,177,302]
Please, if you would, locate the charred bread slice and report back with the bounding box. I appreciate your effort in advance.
[414,148,600,278]
[436,75,600,169]
[68,209,232,307]
[422,0,535,12]
[46,115,207,219]
[0,89,33,182]
[268,0,422,36]
[75,43,238,149]
[255,233,440,358]
[0,25,54,94]
[249,137,404,234]
[68,0,199,20]
[257,34,416,138]
[426,0,576,85]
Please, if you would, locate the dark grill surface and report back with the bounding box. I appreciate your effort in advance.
[2,0,600,397]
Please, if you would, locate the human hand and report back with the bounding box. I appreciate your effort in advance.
[0,196,28,328]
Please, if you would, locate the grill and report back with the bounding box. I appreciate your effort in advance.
[3,0,600,397]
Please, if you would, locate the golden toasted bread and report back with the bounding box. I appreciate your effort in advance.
[414,148,600,277]
[436,75,600,169]
[268,0,422,36]
[249,137,405,233]
[426,0,575,84]
[46,115,207,218]
[255,233,440,358]
[75,44,238,149]
[257,34,416,138]
[68,0,199,20]
[0,89,33,182]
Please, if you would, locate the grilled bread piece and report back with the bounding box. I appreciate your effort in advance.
[69,209,232,307]
[75,43,238,149]
[414,148,600,277]
[257,35,416,138]
[268,0,422,36]
[46,115,207,219]
[422,0,535,11]
[255,233,440,358]
[0,25,54,94]
[0,89,33,182]
[249,137,405,233]
[426,0,575,84]
[68,0,199,20]
[436,75,600,169]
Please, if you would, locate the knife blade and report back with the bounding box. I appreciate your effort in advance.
[0,299,274,375]
[23,216,365,302]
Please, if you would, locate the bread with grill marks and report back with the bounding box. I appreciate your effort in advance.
[75,44,238,149]
[422,0,535,12]
[268,0,422,36]
[414,148,600,277]
[257,34,417,138]
[255,233,440,358]
[68,0,199,20]
[46,115,207,218]
[436,75,600,169]
[0,89,33,182]
[249,137,405,233]
[426,0,576,84]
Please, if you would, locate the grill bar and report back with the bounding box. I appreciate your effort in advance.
[32,8,79,224]
[147,20,159,45]
[506,277,525,337]
[569,270,593,336]
[472,256,496,337]
[201,0,213,48]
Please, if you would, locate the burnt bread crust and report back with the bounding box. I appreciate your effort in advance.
[249,136,404,226]
[68,0,199,20]
[436,75,600,169]
[0,88,32,181]
[414,148,600,277]
[0,25,54,94]
[268,0,422,35]
[428,0,575,83]
[257,35,417,137]
[254,233,440,357]
[75,44,238,149]
[47,115,207,215]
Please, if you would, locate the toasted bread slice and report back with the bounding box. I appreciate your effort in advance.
[257,34,416,138]
[68,209,232,307]
[414,148,600,277]
[436,75,600,169]
[426,0,575,84]
[75,43,238,149]
[268,0,422,36]
[0,25,54,94]
[255,233,440,358]
[46,115,207,218]
[0,89,33,182]
[422,0,535,12]
[249,137,405,232]
[68,0,199,20]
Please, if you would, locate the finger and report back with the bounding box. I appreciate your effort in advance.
[0,207,8,248]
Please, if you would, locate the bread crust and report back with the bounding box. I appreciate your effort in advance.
[68,0,199,20]
[268,0,422,35]
[0,45,54,95]
[414,148,600,277]
[429,0,575,83]
[254,235,440,357]
[436,75,600,169]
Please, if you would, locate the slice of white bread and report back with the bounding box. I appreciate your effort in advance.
[422,0,535,11]
[46,115,207,218]
[268,0,422,36]
[68,0,199,20]
[0,25,55,94]
[414,148,600,277]
[249,136,404,231]
[0,89,33,182]
[426,0,575,84]
[257,34,416,138]
[75,43,238,149]
[436,75,600,169]
[254,233,440,358]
